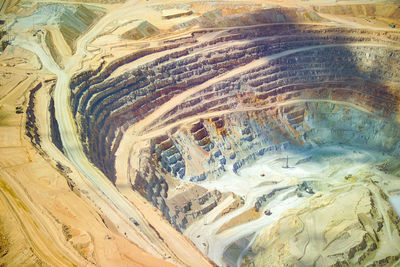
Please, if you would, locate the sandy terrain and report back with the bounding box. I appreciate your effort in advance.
[2,0,216,265]
[0,50,174,266]
[1,0,400,266]
[186,145,400,265]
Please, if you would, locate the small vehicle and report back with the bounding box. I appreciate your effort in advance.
[129,217,139,226]
[264,209,272,216]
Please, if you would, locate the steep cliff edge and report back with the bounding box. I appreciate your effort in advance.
[47,2,400,266]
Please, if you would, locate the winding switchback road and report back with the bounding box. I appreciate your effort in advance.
[13,1,213,264]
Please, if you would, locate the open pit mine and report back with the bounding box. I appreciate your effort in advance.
[2,0,400,266]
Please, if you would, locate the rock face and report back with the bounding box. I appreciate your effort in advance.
[121,20,159,40]
[69,22,400,183]
[58,5,98,50]
[25,83,43,148]
[198,7,325,27]
[314,3,400,19]
[61,5,400,264]
[243,183,400,266]
[166,186,222,230]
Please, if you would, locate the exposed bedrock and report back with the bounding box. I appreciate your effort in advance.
[70,23,400,178]
[65,14,400,234]
[313,3,400,19]
[147,100,400,186]
[243,183,400,266]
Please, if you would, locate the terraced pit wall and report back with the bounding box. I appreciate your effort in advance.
[67,16,400,231]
